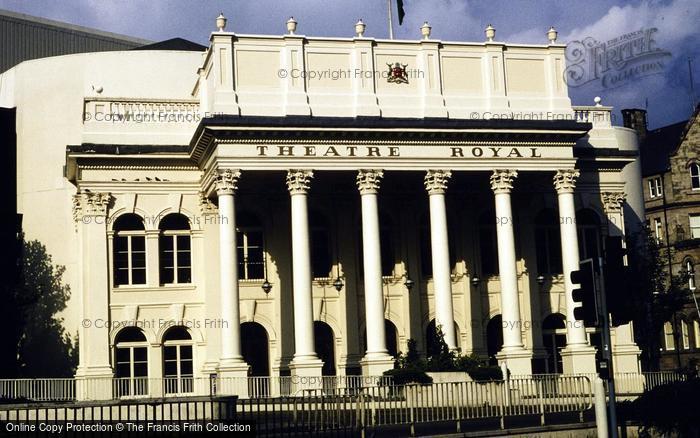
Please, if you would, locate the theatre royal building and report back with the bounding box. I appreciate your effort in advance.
[0,16,644,398]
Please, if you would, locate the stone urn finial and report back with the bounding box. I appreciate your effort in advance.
[485,24,496,42]
[355,19,366,37]
[216,13,227,32]
[547,26,558,43]
[287,17,298,35]
[421,22,432,40]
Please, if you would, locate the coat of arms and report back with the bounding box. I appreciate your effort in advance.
[387,62,409,84]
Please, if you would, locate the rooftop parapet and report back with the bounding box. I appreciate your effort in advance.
[193,15,574,120]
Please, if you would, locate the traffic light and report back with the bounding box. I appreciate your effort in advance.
[571,258,599,327]
[604,236,631,326]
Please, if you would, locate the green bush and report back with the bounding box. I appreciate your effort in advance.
[466,366,503,382]
[384,328,503,384]
[384,368,433,385]
[618,377,700,438]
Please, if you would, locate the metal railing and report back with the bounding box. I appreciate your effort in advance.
[0,372,688,403]
[234,375,594,436]
[0,395,237,423]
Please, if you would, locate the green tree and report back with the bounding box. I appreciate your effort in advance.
[13,238,77,377]
[626,228,690,370]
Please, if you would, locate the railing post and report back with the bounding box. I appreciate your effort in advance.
[594,377,609,438]
[407,384,416,437]
[537,378,545,426]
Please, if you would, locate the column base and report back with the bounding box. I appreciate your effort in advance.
[360,353,395,376]
[613,345,642,374]
[217,360,250,397]
[560,345,597,374]
[75,366,113,401]
[289,358,324,395]
[496,348,533,376]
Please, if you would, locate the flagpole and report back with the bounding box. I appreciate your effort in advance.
[387,0,394,39]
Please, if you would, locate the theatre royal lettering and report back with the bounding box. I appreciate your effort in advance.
[249,145,548,159]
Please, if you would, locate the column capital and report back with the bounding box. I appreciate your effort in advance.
[199,191,219,216]
[215,169,241,196]
[73,191,112,222]
[490,169,518,194]
[424,170,452,195]
[356,169,384,194]
[286,169,314,195]
[602,191,626,213]
[553,169,580,193]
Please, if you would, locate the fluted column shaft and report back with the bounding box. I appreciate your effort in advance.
[216,169,244,364]
[287,170,319,362]
[490,170,525,351]
[357,170,389,358]
[554,169,588,348]
[425,170,457,349]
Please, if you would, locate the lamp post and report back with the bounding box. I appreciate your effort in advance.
[404,274,415,291]
[536,275,546,287]
[471,276,480,288]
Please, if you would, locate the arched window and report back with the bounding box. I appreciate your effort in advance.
[237,212,265,280]
[159,214,191,285]
[686,259,696,290]
[314,321,335,376]
[486,315,503,365]
[479,211,499,276]
[114,327,148,396]
[577,209,601,261]
[380,214,395,277]
[113,214,146,286]
[162,327,194,394]
[690,163,700,190]
[694,318,700,349]
[535,210,562,275]
[310,212,332,279]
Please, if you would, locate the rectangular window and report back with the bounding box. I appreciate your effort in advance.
[694,320,700,349]
[237,229,265,280]
[648,177,663,198]
[690,215,700,239]
[654,218,663,242]
[664,321,675,350]
[682,320,690,350]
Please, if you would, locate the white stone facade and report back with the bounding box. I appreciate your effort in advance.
[0,24,643,397]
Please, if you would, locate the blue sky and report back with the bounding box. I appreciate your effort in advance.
[1,0,698,128]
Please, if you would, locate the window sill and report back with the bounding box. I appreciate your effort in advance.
[113,285,197,293]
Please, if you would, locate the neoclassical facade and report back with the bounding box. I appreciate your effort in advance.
[1,17,644,396]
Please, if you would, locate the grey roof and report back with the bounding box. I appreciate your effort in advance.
[0,8,151,73]
[640,105,700,176]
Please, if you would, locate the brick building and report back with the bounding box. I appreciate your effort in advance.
[629,106,700,370]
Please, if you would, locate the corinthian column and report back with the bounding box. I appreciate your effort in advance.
[287,170,323,379]
[490,170,532,375]
[554,169,596,374]
[424,170,457,350]
[215,169,250,385]
[357,170,394,375]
